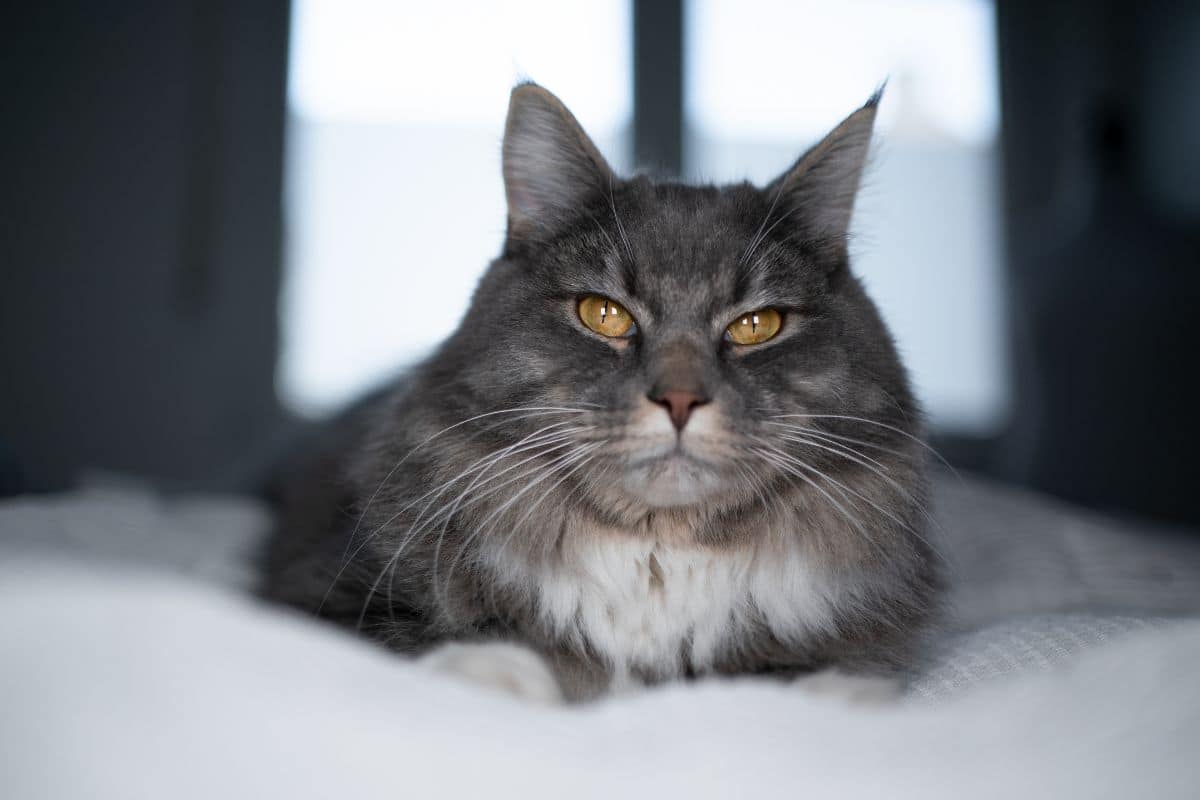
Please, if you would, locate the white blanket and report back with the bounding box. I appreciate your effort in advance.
[2,481,1199,798]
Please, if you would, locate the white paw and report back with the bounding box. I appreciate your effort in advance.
[795,669,903,706]
[417,641,563,704]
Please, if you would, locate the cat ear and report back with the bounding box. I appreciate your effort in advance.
[502,83,615,237]
[767,88,883,243]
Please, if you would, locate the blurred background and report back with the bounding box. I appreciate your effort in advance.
[2,1,1198,526]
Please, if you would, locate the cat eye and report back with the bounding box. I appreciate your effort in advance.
[578,295,635,338]
[726,308,783,345]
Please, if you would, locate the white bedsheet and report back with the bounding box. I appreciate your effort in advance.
[2,480,1199,798]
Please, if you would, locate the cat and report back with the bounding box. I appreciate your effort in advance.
[261,82,941,702]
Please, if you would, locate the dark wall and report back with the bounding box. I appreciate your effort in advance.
[994,0,1200,524]
[0,2,291,492]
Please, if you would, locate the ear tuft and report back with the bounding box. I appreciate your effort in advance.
[502,83,614,238]
[863,79,887,111]
[767,88,884,243]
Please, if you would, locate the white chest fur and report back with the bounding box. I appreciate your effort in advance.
[490,525,845,684]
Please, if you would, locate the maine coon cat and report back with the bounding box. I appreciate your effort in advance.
[262,82,940,702]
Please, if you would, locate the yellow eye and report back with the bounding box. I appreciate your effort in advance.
[578,295,635,338]
[726,308,783,345]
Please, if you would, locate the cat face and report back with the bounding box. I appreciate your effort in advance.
[433,84,916,519]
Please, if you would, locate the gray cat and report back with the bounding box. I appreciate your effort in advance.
[261,83,941,702]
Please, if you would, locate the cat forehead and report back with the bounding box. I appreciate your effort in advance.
[594,181,804,305]
[614,183,765,266]
[617,179,762,236]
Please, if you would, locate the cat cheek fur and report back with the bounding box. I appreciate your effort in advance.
[260,81,941,702]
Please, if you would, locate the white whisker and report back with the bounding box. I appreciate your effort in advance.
[358,426,591,617]
[338,404,592,563]
[768,413,957,476]
[384,431,592,616]
[320,417,589,614]
[750,445,883,557]
[755,436,949,568]
[437,441,604,602]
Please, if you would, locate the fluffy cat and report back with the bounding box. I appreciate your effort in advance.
[261,82,940,702]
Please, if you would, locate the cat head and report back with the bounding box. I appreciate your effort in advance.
[428,83,918,519]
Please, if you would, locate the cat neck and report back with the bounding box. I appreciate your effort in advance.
[482,504,849,686]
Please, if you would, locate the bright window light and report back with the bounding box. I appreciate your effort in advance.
[688,0,1007,432]
[281,1,631,416]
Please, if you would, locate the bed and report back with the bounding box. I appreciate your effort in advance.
[2,475,1199,798]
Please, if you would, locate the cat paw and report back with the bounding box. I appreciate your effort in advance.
[417,641,564,704]
[795,669,904,706]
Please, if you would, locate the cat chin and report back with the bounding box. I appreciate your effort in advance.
[618,454,730,508]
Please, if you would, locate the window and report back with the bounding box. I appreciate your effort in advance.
[282,0,631,415]
[687,0,1006,431]
[283,0,1004,432]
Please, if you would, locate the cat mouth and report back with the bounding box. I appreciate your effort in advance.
[638,448,720,469]
[620,445,730,507]
[626,441,720,470]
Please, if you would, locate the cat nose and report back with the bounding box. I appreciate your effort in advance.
[648,390,710,432]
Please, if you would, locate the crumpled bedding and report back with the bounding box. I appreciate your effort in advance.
[2,477,1199,798]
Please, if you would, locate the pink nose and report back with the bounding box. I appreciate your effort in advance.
[649,390,709,432]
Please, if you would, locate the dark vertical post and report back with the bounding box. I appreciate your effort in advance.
[176,1,223,313]
[633,0,684,176]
